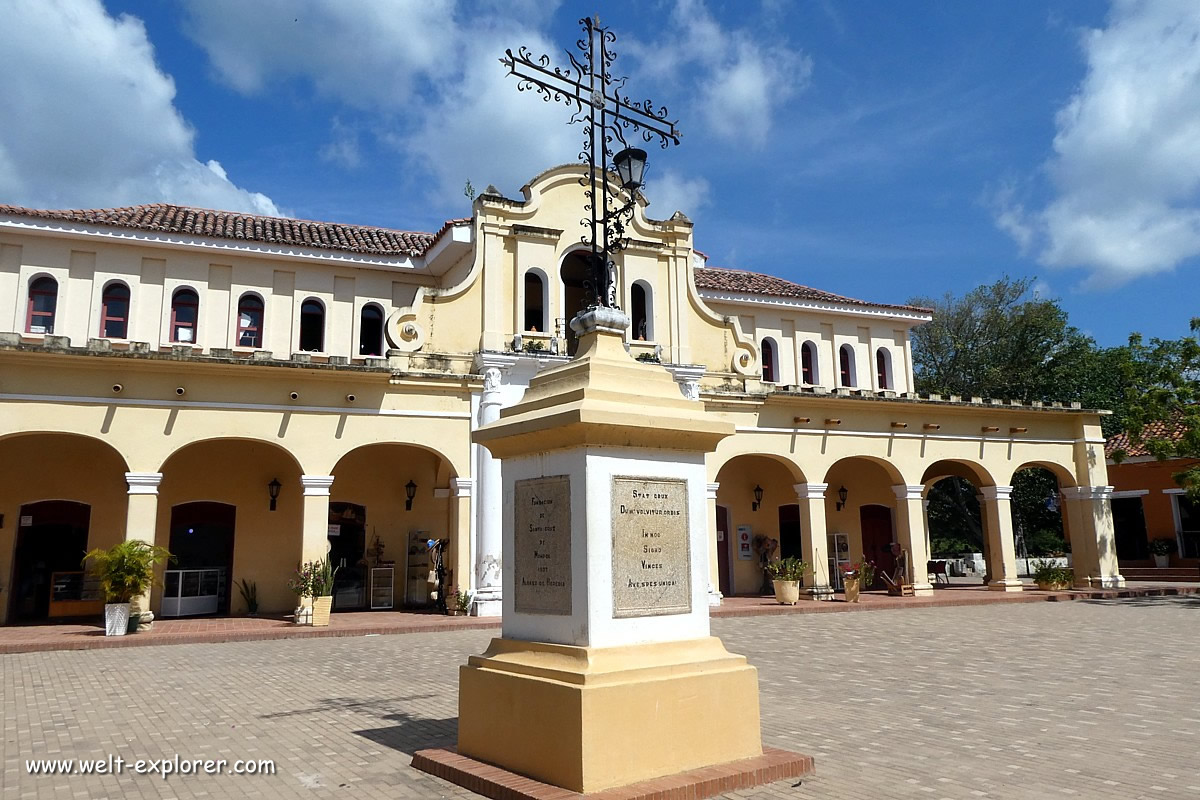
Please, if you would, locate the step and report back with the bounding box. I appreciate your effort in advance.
[1120,567,1200,581]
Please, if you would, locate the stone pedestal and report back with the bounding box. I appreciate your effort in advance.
[428,309,806,796]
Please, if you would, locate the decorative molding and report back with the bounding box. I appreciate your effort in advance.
[452,477,474,497]
[697,288,932,324]
[125,472,163,495]
[892,484,925,501]
[706,482,720,501]
[1062,485,1114,501]
[794,482,828,500]
[979,485,1014,501]
[0,392,471,419]
[735,424,1084,447]
[1109,489,1150,499]
[300,475,335,496]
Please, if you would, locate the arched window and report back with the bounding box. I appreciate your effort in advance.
[236,294,264,348]
[631,281,653,341]
[839,344,856,388]
[876,347,893,390]
[100,282,130,338]
[761,338,778,383]
[359,304,384,356]
[170,288,199,343]
[298,298,325,352]
[801,340,818,385]
[524,271,546,332]
[26,277,58,334]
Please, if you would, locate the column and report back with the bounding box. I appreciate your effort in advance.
[124,472,162,625]
[706,482,722,606]
[1062,486,1124,588]
[300,475,334,564]
[892,485,934,596]
[474,366,505,615]
[795,483,832,600]
[979,486,1023,591]
[450,478,475,607]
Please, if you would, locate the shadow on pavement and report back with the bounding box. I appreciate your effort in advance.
[355,713,458,754]
[1080,594,1200,609]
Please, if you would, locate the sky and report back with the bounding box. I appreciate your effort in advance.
[2,0,1199,347]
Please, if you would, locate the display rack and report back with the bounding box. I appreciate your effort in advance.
[370,566,394,610]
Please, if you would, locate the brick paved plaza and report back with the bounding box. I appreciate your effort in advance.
[3,596,1198,800]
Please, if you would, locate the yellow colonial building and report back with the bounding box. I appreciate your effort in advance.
[0,165,1123,625]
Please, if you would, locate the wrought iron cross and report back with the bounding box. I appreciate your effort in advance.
[501,16,681,310]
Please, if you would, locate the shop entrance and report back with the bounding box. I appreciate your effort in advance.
[778,504,802,562]
[328,503,367,610]
[9,501,91,622]
[164,502,235,617]
[860,504,896,589]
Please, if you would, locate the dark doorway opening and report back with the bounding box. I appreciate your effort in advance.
[9,501,91,623]
[165,502,236,616]
[560,252,590,356]
[715,505,732,597]
[778,504,802,562]
[860,504,895,589]
[328,503,367,610]
[1112,497,1149,562]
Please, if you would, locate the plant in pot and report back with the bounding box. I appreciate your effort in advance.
[82,540,174,636]
[445,586,473,616]
[764,557,808,605]
[288,559,337,626]
[1032,559,1074,591]
[237,578,259,616]
[842,561,874,603]
[1147,537,1177,568]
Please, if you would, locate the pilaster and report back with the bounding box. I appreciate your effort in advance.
[706,482,723,606]
[979,485,1023,591]
[300,475,334,564]
[794,483,832,599]
[892,485,933,596]
[1062,485,1125,588]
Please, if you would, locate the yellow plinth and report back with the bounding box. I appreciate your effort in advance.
[457,636,763,794]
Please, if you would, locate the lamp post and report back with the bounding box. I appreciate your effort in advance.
[501,16,680,313]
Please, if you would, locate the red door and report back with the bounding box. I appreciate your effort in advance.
[860,505,895,589]
[715,506,731,596]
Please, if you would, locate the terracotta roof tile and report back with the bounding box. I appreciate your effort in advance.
[1106,416,1190,458]
[694,266,932,314]
[0,202,465,258]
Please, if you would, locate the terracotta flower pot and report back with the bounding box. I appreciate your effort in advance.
[772,580,800,605]
[843,577,860,603]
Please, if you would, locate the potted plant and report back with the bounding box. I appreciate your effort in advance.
[237,578,259,616]
[445,586,473,616]
[764,557,808,605]
[289,559,337,626]
[842,561,874,603]
[82,540,174,636]
[1032,560,1074,591]
[1147,537,1177,568]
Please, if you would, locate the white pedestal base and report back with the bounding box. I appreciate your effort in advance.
[988,579,1025,592]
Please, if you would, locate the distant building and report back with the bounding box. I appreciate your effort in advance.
[0,164,1124,625]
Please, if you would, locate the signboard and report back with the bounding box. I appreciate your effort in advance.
[737,524,753,560]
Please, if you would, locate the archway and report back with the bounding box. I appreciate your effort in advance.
[560,251,590,355]
[922,459,994,585]
[824,456,905,591]
[0,433,129,625]
[330,443,458,610]
[714,454,804,596]
[157,438,303,616]
[1009,461,1078,576]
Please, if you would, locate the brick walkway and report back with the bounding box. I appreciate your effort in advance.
[1,582,1196,654]
[2,595,1198,799]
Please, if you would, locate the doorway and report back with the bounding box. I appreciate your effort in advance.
[778,504,802,562]
[164,502,235,616]
[715,505,732,596]
[9,501,91,622]
[560,252,590,356]
[1112,497,1149,562]
[328,503,367,610]
[860,504,895,589]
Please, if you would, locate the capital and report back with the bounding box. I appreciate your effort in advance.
[125,472,163,495]
[979,485,1014,501]
[300,475,335,496]
[794,482,828,500]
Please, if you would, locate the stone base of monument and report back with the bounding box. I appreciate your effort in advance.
[451,636,768,794]
[412,745,813,800]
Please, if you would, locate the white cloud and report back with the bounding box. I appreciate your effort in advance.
[320,119,362,169]
[997,0,1200,285]
[646,169,711,221]
[0,0,277,214]
[627,0,812,149]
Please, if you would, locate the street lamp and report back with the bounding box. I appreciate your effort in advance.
[502,16,680,315]
[405,479,417,511]
[751,484,764,511]
[267,478,281,512]
[836,486,849,511]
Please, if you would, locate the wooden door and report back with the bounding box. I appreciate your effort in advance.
[715,505,731,596]
[859,505,895,589]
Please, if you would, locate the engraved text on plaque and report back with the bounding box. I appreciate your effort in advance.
[611,476,691,618]
[513,475,572,615]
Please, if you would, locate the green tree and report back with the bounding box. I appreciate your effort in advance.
[1112,318,1200,497]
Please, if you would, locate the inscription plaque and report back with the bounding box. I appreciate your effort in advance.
[611,476,692,618]
[513,475,572,615]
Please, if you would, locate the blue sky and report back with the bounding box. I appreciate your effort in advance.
[3,0,1199,347]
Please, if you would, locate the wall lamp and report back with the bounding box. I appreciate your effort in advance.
[751,484,764,511]
[405,479,417,511]
[836,485,849,511]
[268,478,282,511]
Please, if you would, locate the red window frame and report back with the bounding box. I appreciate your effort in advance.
[100,283,130,339]
[237,295,264,348]
[839,345,854,387]
[170,289,199,343]
[876,348,891,390]
[801,342,815,384]
[26,277,57,334]
[761,339,776,383]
